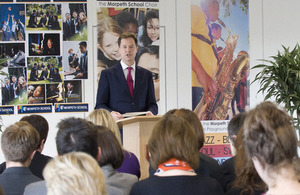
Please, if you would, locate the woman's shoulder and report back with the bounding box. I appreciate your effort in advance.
[131,175,224,195]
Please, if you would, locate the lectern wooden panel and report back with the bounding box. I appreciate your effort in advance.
[117,116,161,180]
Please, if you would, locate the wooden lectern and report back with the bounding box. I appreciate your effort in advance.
[117,116,161,180]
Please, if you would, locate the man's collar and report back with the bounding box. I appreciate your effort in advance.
[120,60,136,71]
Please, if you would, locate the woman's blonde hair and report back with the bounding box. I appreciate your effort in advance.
[44,152,107,195]
[87,109,122,145]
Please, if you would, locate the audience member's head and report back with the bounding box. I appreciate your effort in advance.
[20,115,49,152]
[227,112,247,152]
[243,101,300,193]
[56,117,99,159]
[44,152,106,195]
[244,101,297,166]
[173,108,205,149]
[148,114,199,170]
[232,126,266,194]
[87,109,122,145]
[164,108,178,115]
[96,126,124,169]
[1,121,39,165]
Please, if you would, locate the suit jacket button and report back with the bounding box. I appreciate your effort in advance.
[131,103,134,105]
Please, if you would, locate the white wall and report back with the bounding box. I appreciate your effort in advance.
[1,0,299,161]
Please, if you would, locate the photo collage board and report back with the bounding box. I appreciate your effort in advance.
[0,0,87,110]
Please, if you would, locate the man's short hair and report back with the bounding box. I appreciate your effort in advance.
[56,117,98,158]
[1,121,39,163]
[79,41,87,48]
[118,33,137,47]
[96,126,124,169]
[20,115,49,149]
[44,152,106,195]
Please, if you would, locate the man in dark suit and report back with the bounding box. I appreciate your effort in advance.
[72,11,79,34]
[2,77,11,105]
[10,75,18,99]
[63,13,73,41]
[74,41,87,79]
[24,117,116,195]
[95,33,158,120]
[28,10,37,28]
[0,121,41,195]
[47,11,54,29]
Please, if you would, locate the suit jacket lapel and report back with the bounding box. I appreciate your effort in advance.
[134,66,143,97]
[115,63,132,97]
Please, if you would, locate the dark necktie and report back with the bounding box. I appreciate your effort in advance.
[127,67,133,97]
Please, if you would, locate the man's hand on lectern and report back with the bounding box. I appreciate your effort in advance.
[111,111,123,120]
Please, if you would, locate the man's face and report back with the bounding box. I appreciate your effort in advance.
[12,76,16,83]
[66,14,70,20]
[67,83,73,91]
[118,37,138,66]
[4,79,9,85]
[138,53,159,101]
[73,12,77,18]
[79,45,86,54]
[50,85,55,91]
[47,39,53,49]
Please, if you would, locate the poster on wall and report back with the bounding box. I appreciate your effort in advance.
[0,4,25,41]
[0,1,87,113]
[191,0,249,163]
[26,4,62,31]
[96,0,160,102]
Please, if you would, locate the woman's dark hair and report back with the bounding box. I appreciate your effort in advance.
[97,125,124,169]
[140,9,159,47]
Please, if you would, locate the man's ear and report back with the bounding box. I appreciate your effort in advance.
[30,150,36,160]
[39,139,45,151]
[96,147,101,162]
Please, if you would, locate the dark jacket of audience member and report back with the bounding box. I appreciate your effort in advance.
[131,114,224,195]
[97,126,138,195]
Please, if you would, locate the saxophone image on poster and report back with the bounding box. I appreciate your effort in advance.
[194,18,249,120]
